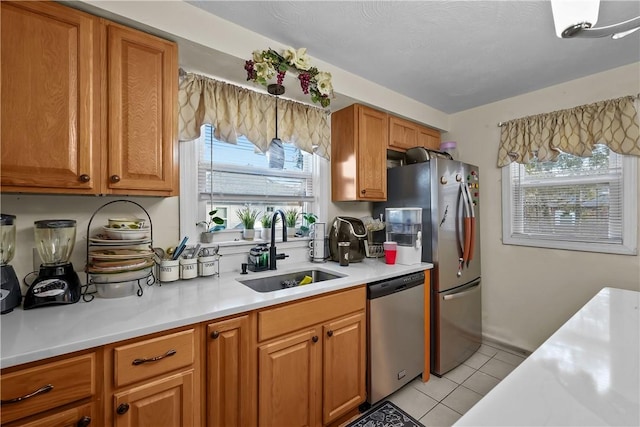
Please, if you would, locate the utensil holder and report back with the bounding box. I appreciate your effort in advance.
[179,257,198,280]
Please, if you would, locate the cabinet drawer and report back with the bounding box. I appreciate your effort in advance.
[1,353,96,424]
[113,329,194,388]
[258,286,366,341]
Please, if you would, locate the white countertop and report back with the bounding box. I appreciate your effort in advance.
[1,259,431,369]
[455,287,640,427]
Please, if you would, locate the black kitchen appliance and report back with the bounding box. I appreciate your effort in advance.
[328,216,368,263]
[24,220,81,309]
[1,214,22,314]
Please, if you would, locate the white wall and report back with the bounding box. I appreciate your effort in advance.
[445,62,640,352]
[1,195,180,294]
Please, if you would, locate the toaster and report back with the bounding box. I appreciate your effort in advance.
[328,216,368,263]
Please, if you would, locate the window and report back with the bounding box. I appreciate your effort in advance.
[180,124,327,240]
[502,145,637,255]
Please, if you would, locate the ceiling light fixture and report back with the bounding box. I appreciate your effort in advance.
[551,0,640,39]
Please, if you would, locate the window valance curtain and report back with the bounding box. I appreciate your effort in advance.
[497,95,640,167]
[178,73,330,160]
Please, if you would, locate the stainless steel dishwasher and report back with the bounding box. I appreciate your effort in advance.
[367,271,425,405]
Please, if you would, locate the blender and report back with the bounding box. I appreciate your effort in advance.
[1,214,22,314]
[24,220,81,309]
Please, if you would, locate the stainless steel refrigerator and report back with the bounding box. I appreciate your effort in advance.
[373,156,482,376]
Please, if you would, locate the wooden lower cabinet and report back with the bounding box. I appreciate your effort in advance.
[8,403,94,427]
[105,327,200,427]
[258,328,321,427]
[207,314,256,427]
[322,312,366,425]
[257,286,367,427]
[112,370,194,427]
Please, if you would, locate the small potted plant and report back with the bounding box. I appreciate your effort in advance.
[299,212,318,237]
[196,210,224,243]
[283,208,300,237]
[260,212,280,241]
[236,206,260,240]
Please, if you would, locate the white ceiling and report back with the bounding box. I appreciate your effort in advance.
[185,0,640,114]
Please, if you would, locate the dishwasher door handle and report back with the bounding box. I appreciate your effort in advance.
[442,282,481,301]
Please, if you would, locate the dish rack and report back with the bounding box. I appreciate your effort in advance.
[82,200,156,302]
[366,230,385,258]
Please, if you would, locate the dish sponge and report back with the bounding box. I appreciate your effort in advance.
[298,275,313,286]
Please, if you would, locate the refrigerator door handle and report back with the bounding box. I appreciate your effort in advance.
[463,182,476,263]
[460,183,472,264]
[442,281,481,301]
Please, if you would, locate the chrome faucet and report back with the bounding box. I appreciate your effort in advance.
[269,210,288,270]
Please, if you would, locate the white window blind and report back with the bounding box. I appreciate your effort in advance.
[198,124,314,202]
[502,144,637,254]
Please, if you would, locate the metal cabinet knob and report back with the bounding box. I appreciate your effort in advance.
[360,189,366,194]
[211,331,220,339]
[110,175,121,183]
[79,174,90,183]
[77,416,92,427]
[116,403,130,415]
[327,330,333,337]
[312,335,319,343]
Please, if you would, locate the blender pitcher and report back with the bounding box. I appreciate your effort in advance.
[24,220,81,309]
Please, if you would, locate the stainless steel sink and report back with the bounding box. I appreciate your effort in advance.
[238,269,345,293]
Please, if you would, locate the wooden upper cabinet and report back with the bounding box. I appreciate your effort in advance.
[105,24,178,196]
[388,116,418,151]
[418,126,441,150]
[0,1,178,196]
[389,115,441,152]
[331,104,387,201]
[0,1,99,194]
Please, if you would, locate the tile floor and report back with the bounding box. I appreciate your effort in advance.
[385,340,530,427]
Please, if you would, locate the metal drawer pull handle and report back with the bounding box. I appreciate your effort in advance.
[132,349,177,365]
[1,384,54,404]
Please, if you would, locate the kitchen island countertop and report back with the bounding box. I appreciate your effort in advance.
[1,258,432,369]
[455,287,640,427]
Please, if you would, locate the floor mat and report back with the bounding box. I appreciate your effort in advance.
[346,401,424,427]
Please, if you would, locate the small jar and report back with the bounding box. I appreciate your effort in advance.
[440,141,459,160]
[159,259,179,282]
[179,257,198,280]
[198,255,218,277]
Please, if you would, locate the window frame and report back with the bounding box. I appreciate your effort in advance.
[501,154,638,255]
[179,136,328,244]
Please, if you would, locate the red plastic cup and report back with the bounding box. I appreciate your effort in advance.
[383,241,397,265]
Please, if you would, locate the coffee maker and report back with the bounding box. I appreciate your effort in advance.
[1,214,22,314]
[24,220,81,309]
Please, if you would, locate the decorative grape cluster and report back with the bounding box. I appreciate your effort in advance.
[276,70,286,86]
[298,73,311,94]
[244,60,256,81]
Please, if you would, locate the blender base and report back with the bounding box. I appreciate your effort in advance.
[24,263,81,310]
[1,264,22,314]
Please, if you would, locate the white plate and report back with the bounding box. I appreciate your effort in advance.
[88,263,154,279]
[89,234,151,245]
[102,226,150,241]
[89,249,155,260]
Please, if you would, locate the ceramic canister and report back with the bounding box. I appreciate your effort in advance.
[198,255,218,277]
[179,257,198,279]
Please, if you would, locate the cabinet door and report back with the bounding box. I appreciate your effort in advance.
[113,370,194,427]
[207,315,255,427]
[357,106,387,200]
[0,1,99,193]
[418,126,441,150]
[322,312,366,425]
[13,403,94,427]
[258,329,321,427]
[106,24,178,195]
[389,116,418,151]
